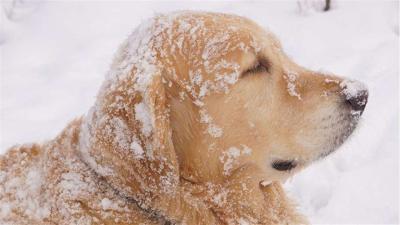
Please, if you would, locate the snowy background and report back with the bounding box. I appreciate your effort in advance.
[0,0,398,224]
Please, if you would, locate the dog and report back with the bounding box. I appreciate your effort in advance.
[0,11,368,225]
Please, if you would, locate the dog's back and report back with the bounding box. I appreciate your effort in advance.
[0,119,162,225]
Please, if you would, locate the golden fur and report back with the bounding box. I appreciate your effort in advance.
[0,11,367,225]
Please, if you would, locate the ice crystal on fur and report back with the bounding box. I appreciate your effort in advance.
[284,70,302,100]
[220,145,252,175]
[130,140,144,159]
[134,102,153,137]
[0,149,51,222]
[200,109,223,138]
[260,180,272,187]
[238,217,251,225]
[100,198,123,211]
[324,78,339,84]
[79,109,114,177]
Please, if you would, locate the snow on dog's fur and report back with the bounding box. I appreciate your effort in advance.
[0,11,368,224]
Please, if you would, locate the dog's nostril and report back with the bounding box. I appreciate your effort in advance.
[346,90,368,113]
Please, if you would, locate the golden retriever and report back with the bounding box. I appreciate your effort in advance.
[0,11,368,225]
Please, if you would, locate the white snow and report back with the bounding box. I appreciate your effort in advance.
[207,123,223,138]
[100,197,122,211]
[222,147,241,175]
[60,172,89,198]
[109,117,131,151]
[220,146,252,175]
[79,109,115,177]
[284,70,302,100]
[130,140,144,159]
[260,180,272,187]
[199,109,223,138]
[238,217,251,225]
[101,198,113,210]
[1,166,50,220]
[0,202,11,218]
[0,1,398,224]
[340,79,368,100]
[134,102,153,137]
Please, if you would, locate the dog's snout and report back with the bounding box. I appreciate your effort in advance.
[346,90,368,112]
[340,80,368,113]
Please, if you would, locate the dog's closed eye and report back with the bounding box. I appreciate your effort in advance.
[243,58,271,76]
[246,62,268,74]
[271,160,297,171]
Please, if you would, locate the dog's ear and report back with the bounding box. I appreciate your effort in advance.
[141,73,180,194]
[79,71,217,224]
[79,69,181,209]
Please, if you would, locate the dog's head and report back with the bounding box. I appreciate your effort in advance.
[78,11,367,214]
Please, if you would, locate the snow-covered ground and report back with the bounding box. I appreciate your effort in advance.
[0,0,398,224]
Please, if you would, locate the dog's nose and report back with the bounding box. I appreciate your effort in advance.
[340,80,368,113]
[346,90,368,112]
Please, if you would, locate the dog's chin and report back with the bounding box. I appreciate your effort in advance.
[318,109,363,159]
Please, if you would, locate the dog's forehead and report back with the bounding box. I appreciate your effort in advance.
[151,11,273,58]
[151,12,280,78]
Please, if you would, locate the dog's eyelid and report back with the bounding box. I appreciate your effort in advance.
[242,58,270,76]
